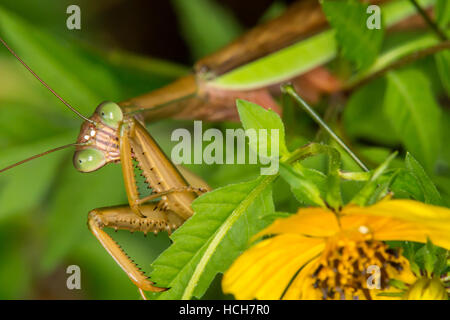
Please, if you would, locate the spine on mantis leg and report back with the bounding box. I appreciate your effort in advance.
[121,117,199,220]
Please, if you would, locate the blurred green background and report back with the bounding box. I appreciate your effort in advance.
[0,0,448,299]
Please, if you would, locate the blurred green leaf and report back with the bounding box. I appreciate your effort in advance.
[0,7,122,113]
[0,223,32,299]
[435,51,450,96]
[0,102,69,148]
[171,0,242,59]
[343,78,398,145]
[352,32,440,86]
[432,0,450,97]
[436,0,450,29]
[321,0,384,70]
[0,134,72,222]
[40,161,127,273]
[384,69,442,171]
[150,176,275,299]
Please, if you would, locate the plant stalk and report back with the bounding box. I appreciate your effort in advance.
[282,84,369,172]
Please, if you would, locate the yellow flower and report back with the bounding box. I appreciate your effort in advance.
[403,277,448,300]
[222,199,450,300]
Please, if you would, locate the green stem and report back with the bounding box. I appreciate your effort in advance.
[347,39,450,91]
[410,0,448,40]
[281,84,369,172]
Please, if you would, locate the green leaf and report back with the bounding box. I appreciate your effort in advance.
[384,69,441,171]
[261,211,292,224]
[367,169,399,205]
[405,240,449,277]
[390,169,425,201]
[343,78,398,145]
[280,143,342,209]
[236,99,289,157]
[435,51,450,97]
[171,0,242,59]
[279,162,326,207]
[405,153,442,205]
[435,0,450,96]
[321,0,384,70]
[150,175,276,299]
[351,33,440,86]
[436,0,450,29]
[415,240,437,275]
[351,152,397,206]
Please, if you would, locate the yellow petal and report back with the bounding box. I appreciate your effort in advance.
[282,258,323,300]
[222,234,324,300]
[342,200,450,249]
[254,207,339,240]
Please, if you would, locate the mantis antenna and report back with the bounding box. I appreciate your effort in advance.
[0,143,83,173]
[0,35,95,124]
[0,35,93,173]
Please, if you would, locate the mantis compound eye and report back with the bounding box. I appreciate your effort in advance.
[97,101,123,129]
[73,148,106,172]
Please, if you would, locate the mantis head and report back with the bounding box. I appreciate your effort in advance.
[0,37,125,175]
[73,101,124,173]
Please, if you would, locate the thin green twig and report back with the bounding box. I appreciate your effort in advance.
[281,84,369,172]
[346,40,450,91]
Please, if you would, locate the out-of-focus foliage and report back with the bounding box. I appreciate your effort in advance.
[0,0,448,300]
[321,0,384,70]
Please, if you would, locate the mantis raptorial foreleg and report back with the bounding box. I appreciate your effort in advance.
[88,168,208,296]
[88,203,183,293]
[88,181,207,296]
[119,118,202,219]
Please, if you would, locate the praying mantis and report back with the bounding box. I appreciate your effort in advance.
[0,37,211,297]
[0,0,439,298]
